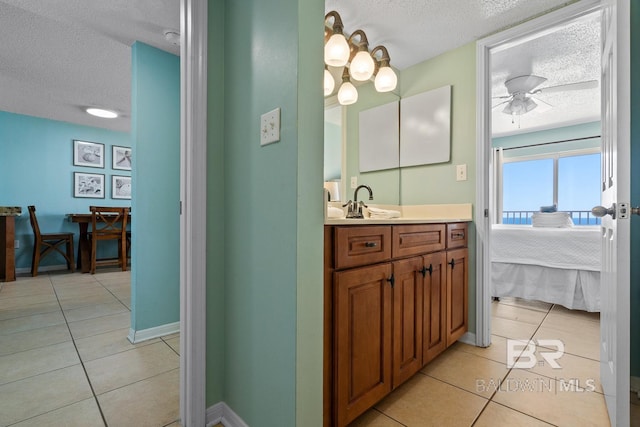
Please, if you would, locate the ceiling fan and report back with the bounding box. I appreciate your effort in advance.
[493,75,598,116]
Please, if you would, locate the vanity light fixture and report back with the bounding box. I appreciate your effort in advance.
[372,46,398,92]
[324,66,335,96]
[337,68,358,106]
[324,10,397,105]
[324,11,350,67]
[86,108,118,119]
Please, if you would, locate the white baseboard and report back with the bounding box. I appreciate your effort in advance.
[459,331,476,346]
[206,401,248,427]
[127,321,180,344]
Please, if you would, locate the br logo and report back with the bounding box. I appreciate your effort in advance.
[506,339,565,369]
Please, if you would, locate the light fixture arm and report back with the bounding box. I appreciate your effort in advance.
[325,11,345,37]
[348,30,370,56]
[371,45,391,68]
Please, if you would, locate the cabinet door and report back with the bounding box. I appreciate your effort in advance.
[392,257,423,388]
[422,252,447,364]
[334,263,392,426]
[446,248,469,346]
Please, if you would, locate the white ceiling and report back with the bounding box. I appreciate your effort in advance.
[0,0,179,132]
[0,1,600,136]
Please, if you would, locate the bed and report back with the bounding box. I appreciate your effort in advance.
[491,224,602,312]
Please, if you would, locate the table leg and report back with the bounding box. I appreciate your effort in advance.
[77,223,90,274]
[0,216,16,282]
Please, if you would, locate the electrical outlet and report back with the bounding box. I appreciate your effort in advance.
[14,240,19,249]
[456,164,467,181]
[260,108,280,146]
[350,176,358,189]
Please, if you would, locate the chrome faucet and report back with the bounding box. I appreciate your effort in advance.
[345,185,373,218]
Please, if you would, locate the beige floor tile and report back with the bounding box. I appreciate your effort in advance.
[473,402,553,427]
[111,289,131,301]
[0,310,65,335]
[0,282,53,299]
[119,297,131,309]
[56,286,114,301]
[541,309,600,335]
[85,341,179,394]
[493,369,610,427]
[0,341,80,385]
[100,282,130,293]
[454,335,525,366]
[550,304,600,321]
[349,408,404,426]
[0,365,93,426]
[49,273,98,285]
[496,297,552,313]
[75,327,160,362]
[0,293,58,310]
[0,324,71,356]
[10,398,104,427]
[375,374,487,426]
[99,368,179,427]
[526,349,602,393]
[51,281,103,292]
[0,300,61,321]
[64,301,129,322]
[421,346,511,398]
[492,303,548,325]
[164,336,180,354]
[492,316,539,341]
[533,324,599,361]
[58,292,120,311]
[67,311,130,339]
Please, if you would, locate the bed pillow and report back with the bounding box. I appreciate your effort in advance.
[531,212,574,228]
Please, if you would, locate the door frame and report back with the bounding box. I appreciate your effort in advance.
[474,0,601,344]
[179,0,208,425]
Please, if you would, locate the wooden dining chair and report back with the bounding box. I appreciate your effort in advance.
[27,206,75,277]
[89,206,129,274]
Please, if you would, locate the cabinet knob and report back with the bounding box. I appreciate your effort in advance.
[364,242,378,248]
[387,274,395,287]
[448,258,456,269]
[419,264,433,277]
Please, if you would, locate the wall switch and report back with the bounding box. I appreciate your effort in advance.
[260,108,280,146]
[14,240,19,249]
[456,164,467,181]
[350,176,358,189]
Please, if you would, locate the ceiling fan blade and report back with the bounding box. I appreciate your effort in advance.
[532,80,598,94]
[531,96,553,112]
[492,95,512,99]
[504,75,547,94]
[492,100,509,109]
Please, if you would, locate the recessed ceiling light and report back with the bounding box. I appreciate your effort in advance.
[86,108,118,119]
[164,30,180,46]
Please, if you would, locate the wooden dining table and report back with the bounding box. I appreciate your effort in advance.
[67,213,131,273]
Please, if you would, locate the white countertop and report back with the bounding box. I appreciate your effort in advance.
[324,202,473,225]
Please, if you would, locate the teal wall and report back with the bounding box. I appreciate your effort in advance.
[493,121,601,158]
[630,1,639,378]
[205,0,323,425]
[0,111,130,269]
[130,42,180,331]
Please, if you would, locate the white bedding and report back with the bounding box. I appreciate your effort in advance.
[491,224,602,312]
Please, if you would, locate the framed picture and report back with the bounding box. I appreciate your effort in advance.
[73,140,104,168]
[112,175,132,199]
[112,145,132,170]
[74,172,105,198]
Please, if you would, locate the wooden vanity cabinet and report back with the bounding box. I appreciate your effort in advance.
[325,222,468,427]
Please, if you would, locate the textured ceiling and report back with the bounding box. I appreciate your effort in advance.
[0,0,179,132]
[1,1,599,136]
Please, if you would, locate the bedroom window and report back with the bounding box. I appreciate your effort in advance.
[500,149,601,225]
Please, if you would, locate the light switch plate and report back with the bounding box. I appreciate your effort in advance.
[260,108,280,146]
[456,164,467,181]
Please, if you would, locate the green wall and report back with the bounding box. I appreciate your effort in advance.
[206,0,323,425]
[397,42,478,334]
[130,42,180,331]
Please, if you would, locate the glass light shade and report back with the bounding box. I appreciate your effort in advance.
[349,51,375,81]
[86,108,118,118]
[324,34,350,67]
[337,81,358,105]
[374,66,398,92]
[324,69,335,96]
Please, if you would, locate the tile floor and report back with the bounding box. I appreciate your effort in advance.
[350,297,611,427]
[0,269,179,427]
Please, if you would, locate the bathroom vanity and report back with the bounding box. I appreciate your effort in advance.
[323,213,470,426]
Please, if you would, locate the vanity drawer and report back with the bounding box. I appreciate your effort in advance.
[446,223,468,249]
[392,224,446,258]
[334,226,391,269]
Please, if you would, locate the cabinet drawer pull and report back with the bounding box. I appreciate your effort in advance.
[364,242,378,248]
[387,274,395,288]
[419,264,433,277]
[448,258,455,269]
[452,232,465,239]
